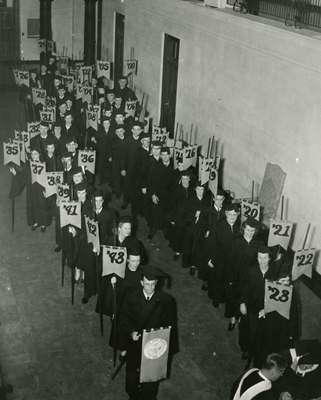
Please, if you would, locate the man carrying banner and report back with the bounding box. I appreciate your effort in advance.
[117,265,178,400]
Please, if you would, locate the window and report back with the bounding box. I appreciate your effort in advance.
[27,18,40,38]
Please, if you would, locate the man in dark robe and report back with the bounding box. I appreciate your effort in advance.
[117,265,178,400]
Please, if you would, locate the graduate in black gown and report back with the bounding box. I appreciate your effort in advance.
[273,339,321,400]
[117,265,178,400]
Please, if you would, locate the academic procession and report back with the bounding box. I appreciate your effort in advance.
[0,0,321,399]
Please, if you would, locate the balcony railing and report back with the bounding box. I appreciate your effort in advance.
[226,0,321,30]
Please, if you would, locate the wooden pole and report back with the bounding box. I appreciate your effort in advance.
[251,180,255,203]
[189,123,193,145]
[302,223,311,250]
[206,137,211,158]
[280,195,284,220]
[174,121,179,145]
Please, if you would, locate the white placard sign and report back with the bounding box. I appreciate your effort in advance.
[78,150,96,174]
[27,122,40,139]
[241,200,261,222]
[292,248,315,281]
[82,85,93,104]
[80,66,92,83]
[85,216,100,253]
[40,110,55,124]
[208,167,218,196]
[96,60,111,79]
[173,148,183,170]
[32,88,46,106]
[56,183,70,203]
[45,172,63,198]
[59,201,81,229]
[30,161,46,187]
[123,59,138,76]
[102,245,127,278]
[18,70,29,87]
[268,219,293,250]
[199,157,214,185]
[3,142,20,166]
[182,145,197,170]
[264,280,293,320]
[125,100,137,117]
[86,110,98,131]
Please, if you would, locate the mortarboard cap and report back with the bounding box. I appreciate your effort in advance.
[245,217,260,230]
[296,340,321,365]
[74,181,87,192]
[61,151,72,159]
[161,146,170,154]
[140,132,150,140]
[72,166,83,175]
[225,203,240,212]
[131,121,143,129]
[141,265,172,288]
[118,215,132,225]
[45,136,56,146]
[151,140,162,147]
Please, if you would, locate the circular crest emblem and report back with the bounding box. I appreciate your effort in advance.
[143,338,168,360]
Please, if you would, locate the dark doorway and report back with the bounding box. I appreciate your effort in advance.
[160,33,180,136]
[114,12,124,84]
[0,0,20,87]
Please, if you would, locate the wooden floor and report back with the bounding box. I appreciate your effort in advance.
[0,89,246,400]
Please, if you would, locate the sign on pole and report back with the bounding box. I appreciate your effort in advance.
[59,201,81,228]
[267,219,293,250]
[264,280,293,320]
[102,246,127,278]
[292,248,315,281]
[3,142,20,166]
[140,327,171,383]
[30,161,46,187]
[78,150,96,174]
[241,200,260,222]
[85,216,100,253]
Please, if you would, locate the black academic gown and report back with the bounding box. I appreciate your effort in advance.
[131,146,150,218]
[123,135,141,206]
[94,125,113,184]
[240,264,277,367]
[117,288,178,400]
[169,184,194,253]
[145,155,164,233]
[181,193,209,269]
[214,218,241,316]
[111,136,128,197]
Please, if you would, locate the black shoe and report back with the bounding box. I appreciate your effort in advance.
[54,246,61,253]
[212,301,219,308]
[31,223,38,231]
[201,284,208,291]
[189,266,196,276]
[173,253,180,261]
[228,322,237,331]
[40,226,46,233]
[81,297,88,304]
